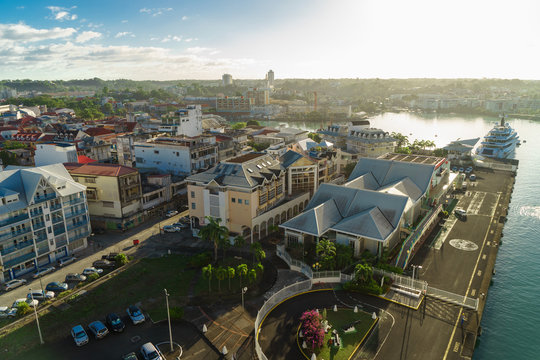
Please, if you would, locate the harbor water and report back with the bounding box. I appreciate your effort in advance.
[267,112,539,359]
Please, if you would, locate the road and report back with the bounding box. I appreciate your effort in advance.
[0,211,189,309]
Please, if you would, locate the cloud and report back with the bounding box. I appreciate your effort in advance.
[87,22,103,29]
[184,38,198,43]
[75,31,101,43]
[0,23,76,42]
[139,7,173,17]
[115,32,135,38]
[161,35,182,43]
[186,47,217,55]
[121,20,128,23]
[181,16,188,21]
[47,6,78,21]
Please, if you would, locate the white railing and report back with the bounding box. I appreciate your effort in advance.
[427,286,479,310]
[373,268,428,293]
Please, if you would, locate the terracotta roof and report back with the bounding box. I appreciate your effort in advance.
[38,134,56,142]
[77,155,96,164]
[64,162,138,177]
[84,127,114,137]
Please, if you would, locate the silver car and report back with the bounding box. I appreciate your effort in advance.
[3,279,27,291]
[27,290,55,301]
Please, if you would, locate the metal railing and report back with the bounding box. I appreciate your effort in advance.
[64,208,87,219]
[67,219,88,231]
[0,213,29,227]
[0,239,34,256]
[427,286,479,310]
[3,252,36,268]
[0,227,32,241]
[33,193,56,204]
[373,268,428,293]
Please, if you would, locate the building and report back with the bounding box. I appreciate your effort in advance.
[443,138,480,160]
[280,154,451,257]
[34,143,78,166]
[5,149,34,167]
[160,105,203,137]
[345,128,396,158]
[134,136,218,175]
[0,165,90,282]
[246,88,270,106]
[318,120,370,149]
[266,70,274,87]
[116,133,154,167]
[64,163,143,231]
[216,97,253,113]
[186,153,309,242]
[222,74,233,86]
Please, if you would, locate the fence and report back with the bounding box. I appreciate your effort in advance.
[427,286,479,310]
[373,268,428,293]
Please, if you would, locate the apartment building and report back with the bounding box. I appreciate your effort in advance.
[134,136,218,175]
[64,163,143,231]
[116,133,153,167]
[160,105,203,137]
[0,165,90,282]
[187,153,309,242]
[34,142,78,166]
[345,128,396,158]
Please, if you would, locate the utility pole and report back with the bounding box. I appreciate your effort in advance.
[29,289,44,345]
[164,289,173,353]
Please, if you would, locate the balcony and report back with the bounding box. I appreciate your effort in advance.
[33,193,56,204]
[30,209,43,218]
[35,233,48,243]
[33,222,46,231]
[52,217,64,225]
[50,203,62,211]
[3,251,36,268]
[0,239,34,256]
[67,219,88,231]
[64,197,84,206]
[69,231,90,242]
[53,225,66,236]
[37,246,49,256]
[0,213,29,228]
[65,208,87,219]
[0,227,32,241]
[56,238,67,248]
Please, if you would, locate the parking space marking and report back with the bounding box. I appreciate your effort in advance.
[482,254,487,260]
[477,270,482,276]
[453,342,460,352]
[490,230,494,234]
[487,241,490,246]
[471,289,476,296]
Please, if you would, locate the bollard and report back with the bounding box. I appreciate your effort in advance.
[222,346,228,355]
[202,324,207,333]
[354,306,358,313]
[372,312,377,319]
[333,305,337,312]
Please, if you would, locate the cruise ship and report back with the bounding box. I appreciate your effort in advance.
[476,116,519,159]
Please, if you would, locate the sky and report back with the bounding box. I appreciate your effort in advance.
[1,0,540,81]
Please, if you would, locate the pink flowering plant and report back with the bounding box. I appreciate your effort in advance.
[300,309,325,350]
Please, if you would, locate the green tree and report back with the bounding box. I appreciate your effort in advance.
[335,244,353,270]
[316,239,337,270]
[354,263,373,285]
[391,132,409,149]
[247,268,257,284]
[218,234,231,261]
[199,216,229,262]
[246,120,260,126]
[202,264,213,293]
[254,262,264,276]
[237,264,248,288]
[115,253,129,266]
[307,132,322,143]
[103,102,113,114]
[251,242,265,263]
[216,266,227,292]
[233,235,246,248]
[16,302,30,317]
[343,163,356,178]
[227,266,235,291]
[231,122,246,130]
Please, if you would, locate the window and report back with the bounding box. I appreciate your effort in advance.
[191,202,196,210]
[47,226,52,234]
[191,191,195,198]
[238,199,242,204]
[154,150,159,154]
[85,177,96,183]
[232,198,236,203]
[103,201,114,208]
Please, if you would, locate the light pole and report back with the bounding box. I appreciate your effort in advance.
[164,289,173,353]
[241,287,248,310]
[411,265,422,290]
[29,289,44,345]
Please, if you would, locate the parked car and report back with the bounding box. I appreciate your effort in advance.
[3,279,27,291]
[92,259,116,269]
[58,257,76,267]
[451,166,458,172]
[82,267,104,276]
[122,353,139,360]
[163,225,182,233]
[469,174,477,181]
[27,290,55,301]
[45,281,69,292]
[71,325,89,346]
[140,342,163,360]
[13,298,38,308]
[454,208,467,218]
[88,320,109,339]
[105,312,125,333]
[0,306,17,318]
[172,222,188,229]
[179,216,190,224]
[458,167,464,172]
[33,266,55,278]
[461,181,468,190]
[101,252,119,261]
[165,210,178,218]
[65,273,87,282]
[126,305,145,325]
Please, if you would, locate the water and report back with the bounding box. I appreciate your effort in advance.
[268,112,540,359]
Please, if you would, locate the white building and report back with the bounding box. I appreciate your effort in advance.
[34,143,78,166]
[0,164,91,282]
[160,105,203,137]
[134,136,218,175]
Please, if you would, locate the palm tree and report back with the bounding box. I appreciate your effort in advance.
[251,242,266,264]
[391,132,409,149]
[354,263,373,285]
[199,216,229,262]
[237,264,248,288]
[202,264,213,293]
[316,239,336,270]
[216,266,227,292]
[233,235,246,248]
[247,268,257,284]
[254,262,264,276]
[227,266,235,291]
[219,235,231,261]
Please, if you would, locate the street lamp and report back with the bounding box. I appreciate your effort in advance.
[164,289,173,353]
[241,287,248,310]
[411,265,423,290]
[29,289,44,345]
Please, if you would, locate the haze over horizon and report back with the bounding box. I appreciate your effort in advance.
[2,0,540,81]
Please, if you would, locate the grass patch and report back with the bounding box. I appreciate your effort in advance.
[300,308,376,360]
[0,254,194,360]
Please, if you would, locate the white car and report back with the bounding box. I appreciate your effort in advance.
[13,298,38,308]
[0,306,17,318]
[126,305,145,325]
[33,266,55,278]
[27,290,55,301]
[163,225,182,233]
[165,210,178,218]
[454,208,467,218]
[3,279,27,291]
[82,267,104,276]
[140,342,164,360]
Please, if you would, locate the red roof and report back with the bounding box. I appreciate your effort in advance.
[64,162,138,177]
[77,155,96,164]
[38,134,56,142]
[126,122,137,132]
[84,127,114,137]
[215,134,233,142]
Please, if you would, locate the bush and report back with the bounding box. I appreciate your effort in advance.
[16,302,30,317]
[115,253,129,266]
[86,273,99,282]
[343,279,383,295]
[375,263,404,274]
[188,252,212,268]
[170,307,184,320]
